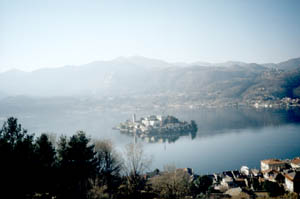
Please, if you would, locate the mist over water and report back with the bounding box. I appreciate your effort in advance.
[2,1,300,197]
[1,97,299,174]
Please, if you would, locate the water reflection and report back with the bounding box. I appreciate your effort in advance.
[166,107,300,138]
[0,97,299,142]
[114,115,198,143]
[1,100,300,173]
[115,107,300,143]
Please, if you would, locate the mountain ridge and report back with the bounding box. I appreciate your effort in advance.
[2,56,300,74]
[0,56,300,103]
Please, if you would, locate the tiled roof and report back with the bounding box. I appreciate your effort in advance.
[291,157,300,165]
[261,159,285,165]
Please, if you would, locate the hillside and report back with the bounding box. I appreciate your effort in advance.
[0,56,300,104]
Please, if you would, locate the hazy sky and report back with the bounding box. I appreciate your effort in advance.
[1,0,300,71]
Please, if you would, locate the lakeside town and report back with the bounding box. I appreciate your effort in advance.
[144,157,300,198]
[171,96,300,110]
[87,94,300,112]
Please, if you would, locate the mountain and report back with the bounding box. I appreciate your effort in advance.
[262,58,300,71]
[0,56,300,102]
[0,56,163,97]
[277,57,300,71]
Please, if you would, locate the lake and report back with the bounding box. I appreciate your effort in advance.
[1,100,299,174]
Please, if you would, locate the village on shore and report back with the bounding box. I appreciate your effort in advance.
[144,157,300,198]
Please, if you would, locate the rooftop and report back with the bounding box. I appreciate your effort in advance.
[291,157,300,165]
[261,159,285,165]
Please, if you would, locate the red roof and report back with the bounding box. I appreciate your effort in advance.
[261,159,285,165]
[291,157,300,165]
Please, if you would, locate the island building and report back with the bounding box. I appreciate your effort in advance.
[115,114,197,143]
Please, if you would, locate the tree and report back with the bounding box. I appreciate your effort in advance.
[56,131,98,199]
[122,142,151,198]
[123,143,151,177]
[263,180,285,197]
[0,117,36,198]
[190,175,213,197]
[34,134,57,197]
[0,117,27,146]
[92,139,122,197]
[149,165,192,199]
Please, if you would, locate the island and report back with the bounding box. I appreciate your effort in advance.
[114,114,198,143]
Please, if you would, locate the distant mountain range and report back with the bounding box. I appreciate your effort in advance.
[1,56,300,102]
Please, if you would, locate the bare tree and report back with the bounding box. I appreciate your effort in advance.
[94,139,122,184]
[122,142,152,197]
[149,165,192,199]
[88,139,122,198]
[123,142,152,176]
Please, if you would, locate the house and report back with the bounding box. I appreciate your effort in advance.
[291,157,300,169]
[222,171,234,178]
[262,169,285,183]
[250,168,261,177]
[261,159,286,172]
[231,170,242,179]
[221,176,234,188]
[285,170,300,193]
[241,166,250,176]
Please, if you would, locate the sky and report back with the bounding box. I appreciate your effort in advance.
[1,0,300,72]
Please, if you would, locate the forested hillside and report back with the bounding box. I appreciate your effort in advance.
[0,57,300,103]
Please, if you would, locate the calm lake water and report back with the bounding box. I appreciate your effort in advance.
[1,103,300,174]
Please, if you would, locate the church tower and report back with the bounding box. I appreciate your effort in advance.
[132,113,136,123]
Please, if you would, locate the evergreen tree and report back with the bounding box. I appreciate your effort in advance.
[57,131,98,199]
[0,117,35,198]
[35,134,57,197]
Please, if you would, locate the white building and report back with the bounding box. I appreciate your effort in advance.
[261,159,286,172]
[132,114,136,123]
[142,120,151,127]
[157,115,166,122]
[221,176,234,188]
[291,157,300,169]
[285,171,300,193]
[240,166,249,176]
[149,120,160,127]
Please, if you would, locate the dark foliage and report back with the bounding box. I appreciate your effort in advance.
[0,117,273,199]
[191,175,213,197]
[0,117,36,198]
[94,140,122,197]
[0,118,100,199]
[56,131,98,199]
[34,133,57,197]
[263,180,285,197]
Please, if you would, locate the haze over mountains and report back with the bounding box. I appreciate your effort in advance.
[1,56,300,102]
